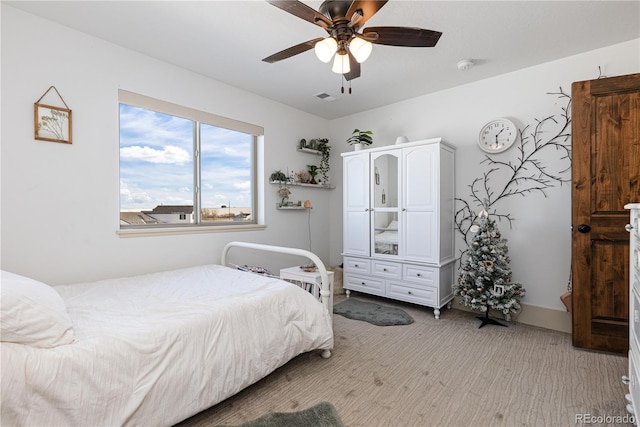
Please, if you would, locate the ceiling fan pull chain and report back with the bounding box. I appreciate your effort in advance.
[341,73,345,94]
[349,80,352,94]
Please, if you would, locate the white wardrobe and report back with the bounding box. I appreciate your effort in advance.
[341,138,456,319]
[625,203,640,420]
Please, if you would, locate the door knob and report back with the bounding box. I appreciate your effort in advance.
[577,224,591,233]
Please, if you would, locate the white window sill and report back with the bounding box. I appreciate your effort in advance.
[117,224,266,238]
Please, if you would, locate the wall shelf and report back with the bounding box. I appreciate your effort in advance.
[297,147,322,155]
[269,181,335,190]
[276,204,310,210]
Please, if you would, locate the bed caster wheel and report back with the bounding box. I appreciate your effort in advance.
[320,349,332,359]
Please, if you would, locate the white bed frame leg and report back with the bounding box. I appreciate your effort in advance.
[320,349,331,359]
[433,308,440,320]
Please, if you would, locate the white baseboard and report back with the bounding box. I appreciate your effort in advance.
[450,297,571,334]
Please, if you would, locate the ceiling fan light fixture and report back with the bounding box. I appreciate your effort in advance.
[332,52,350,74]
[314,37,338,63]
[349,37,372,63]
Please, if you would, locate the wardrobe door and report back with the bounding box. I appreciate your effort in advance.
[403,144,438,263]
[343,153,370,256]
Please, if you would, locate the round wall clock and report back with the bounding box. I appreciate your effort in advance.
[478,118,518,153]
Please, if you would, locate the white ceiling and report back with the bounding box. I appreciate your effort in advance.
[7,1,640,119]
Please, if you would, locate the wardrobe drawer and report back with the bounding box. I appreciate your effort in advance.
[629,349,640,417]
[387,281,437,306]
[344,274,385,296]
[343,258,371,275]
[372,260,401,279]
[403,264,436,286]
[633,286,640,353]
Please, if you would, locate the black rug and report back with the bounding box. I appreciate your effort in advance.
[229,402,344,427]
[333,298,414,326]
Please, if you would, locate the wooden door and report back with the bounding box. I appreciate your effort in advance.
[572,73,640,353]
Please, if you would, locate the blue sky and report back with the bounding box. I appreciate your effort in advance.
[119,104,252,211]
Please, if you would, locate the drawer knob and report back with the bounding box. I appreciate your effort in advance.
[354,264,358,267]
[383,268,387,271]
[416,273,422,277]
[407,291,412,295]
[361,282,366,285]
[622,375,631,385]
[626,223,634,232]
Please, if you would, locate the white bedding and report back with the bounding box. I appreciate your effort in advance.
[1,264,333,426]
[375,230,398,245]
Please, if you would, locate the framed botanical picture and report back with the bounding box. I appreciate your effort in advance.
[34,102,72,144]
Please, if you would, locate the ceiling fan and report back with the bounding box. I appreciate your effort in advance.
[262,0,442,89]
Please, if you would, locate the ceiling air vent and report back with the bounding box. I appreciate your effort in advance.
[314,92,336,102]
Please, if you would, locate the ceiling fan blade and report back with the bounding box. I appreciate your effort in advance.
[363,26,442,47]
[346,0,388,27]
[266,0,332,29]
[344,51,361,81]
[262,38,324,63]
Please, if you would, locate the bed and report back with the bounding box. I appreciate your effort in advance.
[1,242,334,427]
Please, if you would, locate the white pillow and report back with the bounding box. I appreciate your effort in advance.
[1,270,74,347]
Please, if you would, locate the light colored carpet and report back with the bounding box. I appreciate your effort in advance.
[176,294,629,427]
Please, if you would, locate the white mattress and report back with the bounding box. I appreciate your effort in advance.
[1,264,333,426]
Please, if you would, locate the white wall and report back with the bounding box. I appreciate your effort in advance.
[1,5,332,285]
[327,38,640,315]
[3,4,640,322]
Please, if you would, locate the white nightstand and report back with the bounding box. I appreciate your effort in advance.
[279,266,334,302]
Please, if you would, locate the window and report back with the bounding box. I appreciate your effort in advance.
[118,90,263,231]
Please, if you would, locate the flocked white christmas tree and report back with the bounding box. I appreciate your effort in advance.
[453,209,526,328]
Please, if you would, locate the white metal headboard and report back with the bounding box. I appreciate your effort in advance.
[221,241,332,314]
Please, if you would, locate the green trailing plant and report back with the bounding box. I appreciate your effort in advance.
[316,138,331,184]
[347,129,373,146]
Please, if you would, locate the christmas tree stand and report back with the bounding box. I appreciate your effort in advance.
[477,310,507,328]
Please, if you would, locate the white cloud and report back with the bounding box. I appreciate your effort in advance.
[120,145,191,165]
[234,180,251,191]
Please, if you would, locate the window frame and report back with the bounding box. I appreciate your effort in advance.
[117,90,264,236]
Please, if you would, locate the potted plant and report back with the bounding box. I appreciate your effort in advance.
[347,129,373,151]
[307,165,319,184]
[277,185,291,207]
[316,138,331,185]
[270,170,287,183]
